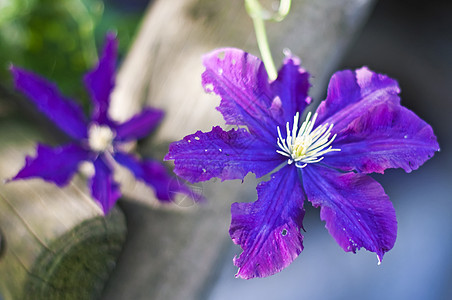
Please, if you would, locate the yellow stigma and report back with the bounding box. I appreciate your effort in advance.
[88,124,116,153]
[276,112,341,168]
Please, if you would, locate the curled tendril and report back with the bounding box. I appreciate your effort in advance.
[245,0,292,22]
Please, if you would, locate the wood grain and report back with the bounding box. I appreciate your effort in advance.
[0,122,127,300]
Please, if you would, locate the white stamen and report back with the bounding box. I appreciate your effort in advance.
[276,112,341,168]
[88,124,116,153]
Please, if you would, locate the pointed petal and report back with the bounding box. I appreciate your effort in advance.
[324,102,439,173]
[202,48,278,143]
[90,155,121,214]
[165,126,283,183]
[303,165,397,262]
[113,151,203,202]
[315,67,400,132]
[269,54,311,123]
[10,66,88,139]
[114,108,164,142]
[230,166,305,279]
[11,143,90,186]
[84,33,118,124]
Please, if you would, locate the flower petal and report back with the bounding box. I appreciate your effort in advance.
[302,165,397,263]
[10,66,88,139]
[90,155,121,214]
[202,48,278,143]
[10,143,90,186]
[230,166,305,279]
[114,108,164,142]
[83,33,118,124]
[323,102,439,173]
[113,151,203,202]
[315,67,400,132]
[269,54,311,123]
[165,126,283,183]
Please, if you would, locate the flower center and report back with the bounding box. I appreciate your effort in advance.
[276,112,341,168]
[88,124,116,153]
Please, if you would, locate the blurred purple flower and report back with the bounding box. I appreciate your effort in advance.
[9,33,199,214]
[165,48,439,279]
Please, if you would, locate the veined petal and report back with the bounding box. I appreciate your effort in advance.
[10,66,88,140]
[302,165,397,263]
[90,155,121,214]
[230,166,305,279]
[165,126,283,183]
[84,33,118,124]
[270,54,311,123]
[10,143,90,186]
[323,102,439,173]
[315,67,400,132]
[202,48,278,143]
[113,152,203,202]
[114,108,164,142]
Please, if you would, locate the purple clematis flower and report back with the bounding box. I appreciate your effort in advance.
[165,48,439,279]
[9,33,198,214]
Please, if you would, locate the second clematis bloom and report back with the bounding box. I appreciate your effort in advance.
[166,48,439,279]
[9,33,199,214]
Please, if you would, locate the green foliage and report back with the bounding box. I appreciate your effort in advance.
[0,0,144,105]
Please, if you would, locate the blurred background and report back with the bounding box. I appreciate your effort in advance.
[0,0,451,299]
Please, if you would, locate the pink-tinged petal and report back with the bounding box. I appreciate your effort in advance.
[84,33,118,124]
[202,48,278,143]
[114,108,164,142]
[269,55,311,123]
[10,66,88,140]
[90,155,121,214]
[230,166,305,279]
[165,126,283,183]
[315,67,400,132]
[324,102,439,174]
[10,143,90,186]
[113,152,203,202]
[302,165,397,263]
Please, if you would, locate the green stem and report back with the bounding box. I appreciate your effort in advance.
[253,12,277,80]
[245,0,292,80]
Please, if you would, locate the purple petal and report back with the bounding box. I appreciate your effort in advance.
[302,165,397,263]
[84,33,118,124]
[269,54,311,123]
[10,143,90,186]
[10,66,88,139]
[165,126,283,183]
[230,166,305,279]
[315,67,400,132]
[323,102,439,173]
[114,108,164,142]
[202,48,278,143]
[90,155,121,214]
[113,151,203,202]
